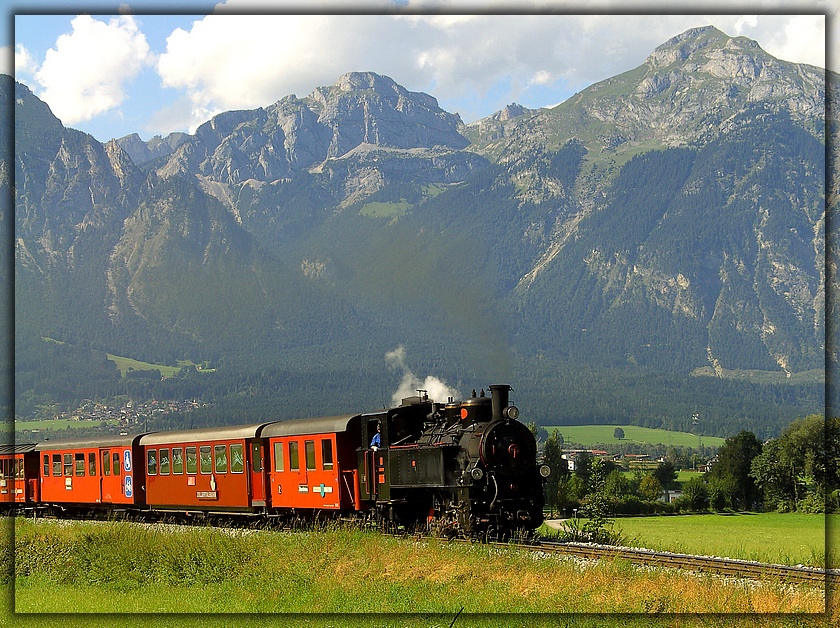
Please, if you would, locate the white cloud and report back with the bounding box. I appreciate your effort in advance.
[151,11,831,131]
[33,15,153,125]
[12,44,36,77]
[16,6,831,140]
[775,15,826,68]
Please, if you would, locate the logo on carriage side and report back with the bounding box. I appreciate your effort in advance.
[123,450,132,472]
[316,483,333,497]
[124,475,133,498]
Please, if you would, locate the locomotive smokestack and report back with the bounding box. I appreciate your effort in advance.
[490,384,512,421]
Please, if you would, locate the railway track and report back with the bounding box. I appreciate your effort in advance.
[507,539,836,587]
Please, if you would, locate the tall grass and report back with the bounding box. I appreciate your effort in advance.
[594,513,829,568]
[11,518,827,616]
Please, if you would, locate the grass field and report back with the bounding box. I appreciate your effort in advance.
[8,518,827,618]
[105,355,213,378]
[545,424,726,448]
[601,512,829,568]
[105,353,183,377]
[358,200,411,218]
[540,512,832,568]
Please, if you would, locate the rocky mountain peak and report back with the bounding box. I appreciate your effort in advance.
[646,25,728,68]
[152,70,469,188]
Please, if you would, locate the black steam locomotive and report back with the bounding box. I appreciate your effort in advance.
[358,384,549,538]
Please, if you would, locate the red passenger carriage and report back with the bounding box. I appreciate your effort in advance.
[37,435,145,510]
[263,415,363,513]
[140,424,270,514]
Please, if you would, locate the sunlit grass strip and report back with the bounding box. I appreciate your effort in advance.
[9,518,826,615]
[604,513,830,568]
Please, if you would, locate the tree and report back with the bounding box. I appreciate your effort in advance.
[564,474,587,504]
[579,457,620,544]
[542,430,567,514]
[828,416,840,513]
[614,427,625,440]
[708,430,762,510]
[751,414,832,512]
[750,439,798,511]
[639,474,663,502]
[603,469,633,501]
[708,475,738,511]
[653,460,678,490]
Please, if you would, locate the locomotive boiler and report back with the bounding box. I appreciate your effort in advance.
[358,384,549,539]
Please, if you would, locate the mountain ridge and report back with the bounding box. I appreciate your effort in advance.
[10,26,831,434]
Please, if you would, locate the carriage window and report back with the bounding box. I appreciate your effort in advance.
[305,440,316,471]
[64,454,73,476]
[172,448,184,475]
[88,452,96,476]
[147,449,157,475]
[159,448,170,475]
[53,454,61,476]
[15,460,23,479]
[289,442,299,471]
[230,444,244,474]
[200,446,212,474]
[186,447,197,474]
[102,450,110,476]
[113,452,121,476]
[214,445,227,474]
[273,442,284,472]
[322,440,334,470]
[43,454,50,477]
[75,453,85,476]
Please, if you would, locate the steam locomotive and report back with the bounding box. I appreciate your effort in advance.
[3,384,549,539]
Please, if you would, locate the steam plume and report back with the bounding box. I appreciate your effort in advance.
[385,345,459,406]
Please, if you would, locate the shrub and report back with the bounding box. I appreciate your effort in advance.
[797,492,825,514]
[681,476,709,511]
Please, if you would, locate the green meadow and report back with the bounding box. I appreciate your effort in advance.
[544,424,726,448]
[604,512,829,568]
[105,355,212,377]
[8,518,827,617]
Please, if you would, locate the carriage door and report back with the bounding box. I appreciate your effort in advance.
[249,440,266,507]
[100,449,121,503]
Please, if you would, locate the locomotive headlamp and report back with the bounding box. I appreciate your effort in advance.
[539,464,551,478]
[503,405,520,420]
[470,466,484,481]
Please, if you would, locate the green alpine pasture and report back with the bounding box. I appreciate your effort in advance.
[544,424,726,448]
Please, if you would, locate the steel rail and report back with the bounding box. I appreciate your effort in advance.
[504,539,836,586]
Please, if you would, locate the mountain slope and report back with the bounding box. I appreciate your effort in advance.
[10,26,830,433]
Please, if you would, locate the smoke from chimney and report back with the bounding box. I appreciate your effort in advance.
[385,345,459,406]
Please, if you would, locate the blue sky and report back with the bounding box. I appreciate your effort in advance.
[6,1,832,143]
